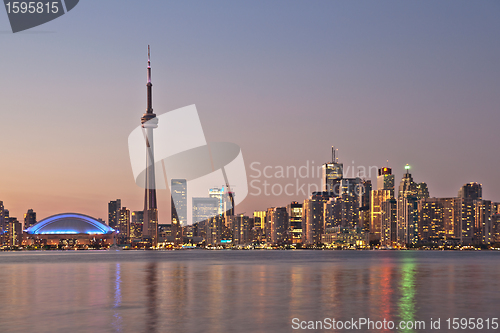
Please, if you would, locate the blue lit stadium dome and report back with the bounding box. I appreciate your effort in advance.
[25,213,115,235]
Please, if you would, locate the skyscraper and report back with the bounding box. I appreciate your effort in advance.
[270,207,288,245]
[171,179,187,246]
[209,186,235,217]
[377,167,395,191]
[322,147,343,195]
[458,182,482,200]
[108,199,121,229]
[23,209,37,230]
[130,210,144,239]
[171,179,187,226]
[118,207,131,243]
[370,167,395,241]
[287,201,303,244]
[141,46,159,246]
[397,165,419,246]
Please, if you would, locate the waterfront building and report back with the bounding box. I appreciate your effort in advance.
[458,182,482,201]
[171,179,187,226]
[370,168,395,241]
[381,198,397,246]
[287,201,303,244]
[377,167,395,191]
[270,207,288,245]
[24,213,115,246]
[24,209,37,229]
[303,192,331,245]
[118,207,131,242]
[475,200,492,245]
[108,199,121,229]
[130,211,144,239]
[322,147,343,195]
[397,165,419,246]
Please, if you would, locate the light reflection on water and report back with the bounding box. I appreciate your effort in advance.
[0,251,499,333]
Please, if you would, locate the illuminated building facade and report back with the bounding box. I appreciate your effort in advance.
[24,213,116,246]
[397,166,418,246]
[108,199,121,229]
[253,210,266,229]
[303,193,330,245]
[371,167,395,241]
[287,202,303,244]
[209,186,235,217]
[458,182,482,201]
[381,198,397,246]
[270,207,288,244]
[130,210,143,239]
[118,207,130,242]
[24,209,37,229]
[322,148,343,195]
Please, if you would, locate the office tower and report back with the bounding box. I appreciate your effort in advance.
[458,182,482,200]
[270,207,288,245]
[397,165,418,246]
[265,207,274,243]
[359,179,372,233]
[24,209,37,230]
[232,215,250,245]
[492,213,500,243]
[339,179,361,229]
[287,202,303,244]
[209,186,235,217]
[253,211,266,229]
[302,193,330,245]
[171,179,187,246]
[108,199,121,229]
[455,198,475,245]
[141,46,159,246]
[418,198,445,243]
[416,183,430,200]
[493,202,499,215]
[324,197,342,229]
[322,147,343,195]
[206,215,224,245]
[118,207,131,242]
[0,202,5,245]
[5,217,22,246]
[130,211,144,239]
[475,200,492,245]
[381,198,397,246]
[377,167,395,191]
[370,168,395,240]
[171,179,187,226]
[398,165,417,198]
[192,197,219,225]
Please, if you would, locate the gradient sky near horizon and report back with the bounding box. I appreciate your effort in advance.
[1,0,499,224]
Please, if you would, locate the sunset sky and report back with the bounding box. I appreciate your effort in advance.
[1,0,499,224]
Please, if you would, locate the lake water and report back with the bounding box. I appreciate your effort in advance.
[0,250,499,332]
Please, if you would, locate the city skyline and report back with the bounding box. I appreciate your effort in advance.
[1,1,500,224]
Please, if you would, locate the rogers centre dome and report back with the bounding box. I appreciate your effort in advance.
[25,213,115,235]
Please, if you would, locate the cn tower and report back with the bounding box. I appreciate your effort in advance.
[141,45,158,247]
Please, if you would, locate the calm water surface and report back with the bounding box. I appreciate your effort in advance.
[0,250,499,333]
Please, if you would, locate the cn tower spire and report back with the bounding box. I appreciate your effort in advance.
[142,45,156,123]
